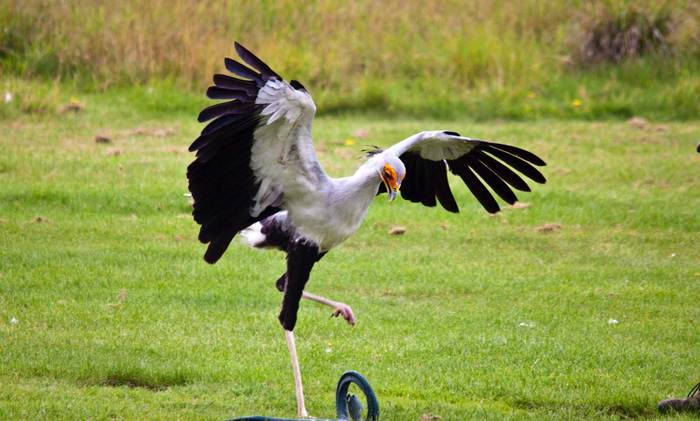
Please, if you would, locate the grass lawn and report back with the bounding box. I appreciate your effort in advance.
[1,96,699,420]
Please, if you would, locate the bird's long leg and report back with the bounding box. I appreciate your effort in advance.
[284,329,308,418]
[279,238,319,418]
[276,273,356,326]
[302,291,356,325]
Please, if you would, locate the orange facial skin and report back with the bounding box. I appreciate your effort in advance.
[383,164,400,190]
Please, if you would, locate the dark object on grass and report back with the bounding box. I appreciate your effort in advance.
[658,381,700,414]
[228,371,378,421]
[95,135,112,144]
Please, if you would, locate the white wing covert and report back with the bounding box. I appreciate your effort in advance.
[250,77,327,217]
[187,42,326,263]
[382,130,547,213]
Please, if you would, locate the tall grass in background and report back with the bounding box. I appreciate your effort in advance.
[1,0,699,119]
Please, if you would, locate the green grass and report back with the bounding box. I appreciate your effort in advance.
[2,0,700,120]
[1,92,699,420]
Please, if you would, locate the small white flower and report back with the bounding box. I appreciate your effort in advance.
[670,253,676,258]
[4,91,12,103]
[324,347,332,353]
[608,318,619,325]
[10,316,18,325]
[518,321,535,328]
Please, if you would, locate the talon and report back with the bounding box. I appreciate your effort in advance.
[331,303,356,326]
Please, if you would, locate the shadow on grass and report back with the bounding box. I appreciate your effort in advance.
[89,369,193,391]
[509,398,655,419]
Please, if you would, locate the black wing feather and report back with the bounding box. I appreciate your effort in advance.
[448,159,500,213]
[224,57,263,83]
[192,113,261,162]
[200,112,255,137]
[234,42,282,81]
[197,100,255,123]
[465,155,518,204]
[420,160,438,207]
[481,145,547,184]
[206,86,251,100]
[384,139,545,214]
[398,152,416,200]
[488,142,547,166]
[396,152,457,212]
[213,74,258,94]
[188,42,290,264]
[476,153,531,192]
[433,161,459,213]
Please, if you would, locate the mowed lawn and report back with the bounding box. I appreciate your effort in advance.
[1,98,699,420]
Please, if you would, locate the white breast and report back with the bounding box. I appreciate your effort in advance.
[285,176,378,251]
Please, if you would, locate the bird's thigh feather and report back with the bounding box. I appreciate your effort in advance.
[279,238,320,330]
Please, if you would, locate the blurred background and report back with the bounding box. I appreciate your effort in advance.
[2,0,699,120]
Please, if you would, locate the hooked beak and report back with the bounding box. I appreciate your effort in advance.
[380,173,400,201]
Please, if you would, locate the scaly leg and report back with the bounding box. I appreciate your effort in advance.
[302,291,356,325]
[285,329,308,418]
[276,272,356,326]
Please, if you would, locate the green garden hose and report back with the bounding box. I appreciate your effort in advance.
[228,371,379,421]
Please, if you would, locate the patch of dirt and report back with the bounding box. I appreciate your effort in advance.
[352,129,369,138]
[107,289,127,308]
[508,202,530,210]
[334,148,354,159]
[59,101,84,114]
[388,226,406,235]
[420,414,441,421]
[536,223,563,233]
[627,116,648,129]
[94,135,112,144]
[127,127,176,137]
[165,147,182,155]
[105,148,121,156]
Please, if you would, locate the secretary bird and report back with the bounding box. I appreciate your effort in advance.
[187,42,547,417]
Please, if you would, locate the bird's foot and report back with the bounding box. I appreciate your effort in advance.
[331,302,356,326]
[297,407,319,419]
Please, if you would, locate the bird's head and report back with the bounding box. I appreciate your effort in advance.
[379,154,405,201]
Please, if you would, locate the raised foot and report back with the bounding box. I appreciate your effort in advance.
[331,302,356,326]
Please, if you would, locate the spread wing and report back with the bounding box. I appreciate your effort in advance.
[384,130,547,213]
[187,42,326,263]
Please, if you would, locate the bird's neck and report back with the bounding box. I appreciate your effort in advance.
[350,161,383,194]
